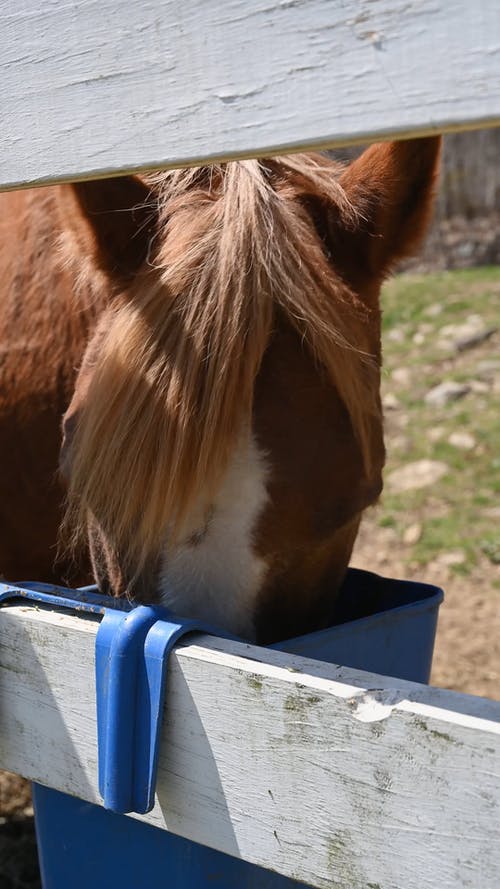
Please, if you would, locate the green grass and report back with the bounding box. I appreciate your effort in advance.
[381,266,500,332]
[378,267,500,574]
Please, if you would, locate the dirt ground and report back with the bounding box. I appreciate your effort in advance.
[353,526,500,699]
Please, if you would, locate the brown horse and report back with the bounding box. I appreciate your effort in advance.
[0,138,440,643]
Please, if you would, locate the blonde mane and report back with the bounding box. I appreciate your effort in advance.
[65,154,380,577]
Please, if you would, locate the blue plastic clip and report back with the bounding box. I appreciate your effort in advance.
[95,605,230,814]
[96,606,210,813]
[0,581,228,817]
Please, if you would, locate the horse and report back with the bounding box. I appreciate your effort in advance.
[0,137,440,643]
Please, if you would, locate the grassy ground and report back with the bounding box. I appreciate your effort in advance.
[382,267,499,573]
[353,266,500,697]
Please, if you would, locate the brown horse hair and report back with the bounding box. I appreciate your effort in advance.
[64,154,381,578]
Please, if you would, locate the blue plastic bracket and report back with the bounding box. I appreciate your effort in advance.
[0,580,132,614]
[95,605,224,814]
[0,581,228,816]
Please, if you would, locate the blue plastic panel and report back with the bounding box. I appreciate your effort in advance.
[33,784,304,889]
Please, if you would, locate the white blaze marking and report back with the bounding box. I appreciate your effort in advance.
[159,434,269,640]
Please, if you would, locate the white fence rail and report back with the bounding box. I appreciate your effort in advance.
[1,603,499,889]
[0,0,499,190]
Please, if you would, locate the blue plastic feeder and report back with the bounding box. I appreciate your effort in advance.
[1,568,443,888]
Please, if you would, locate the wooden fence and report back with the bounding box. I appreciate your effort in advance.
[1,2,499,887]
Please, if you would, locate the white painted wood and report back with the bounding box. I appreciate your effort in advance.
[1,603,499,888]
[1,0,499,190]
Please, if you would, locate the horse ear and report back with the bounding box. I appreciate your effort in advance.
[338,136,441,277]
[70,176,156,279]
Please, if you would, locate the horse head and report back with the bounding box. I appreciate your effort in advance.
[61,138,440,643]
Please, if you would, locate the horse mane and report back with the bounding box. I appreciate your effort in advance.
[65,154,380,577]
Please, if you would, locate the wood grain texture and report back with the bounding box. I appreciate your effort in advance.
[1,604,499,888]
[1,0,499,189]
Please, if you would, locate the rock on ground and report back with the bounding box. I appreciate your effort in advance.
[425,380,470,406]
[448,431,476,450]
[387,459,449,492]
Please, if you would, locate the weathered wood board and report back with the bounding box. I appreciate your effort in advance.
[1,0,500,190]
[1,604,499,889]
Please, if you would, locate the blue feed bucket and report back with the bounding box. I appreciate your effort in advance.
[272,567,442,683]
[32,568,443,888]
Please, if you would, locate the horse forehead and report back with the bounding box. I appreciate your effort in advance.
[254,319,361,457]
